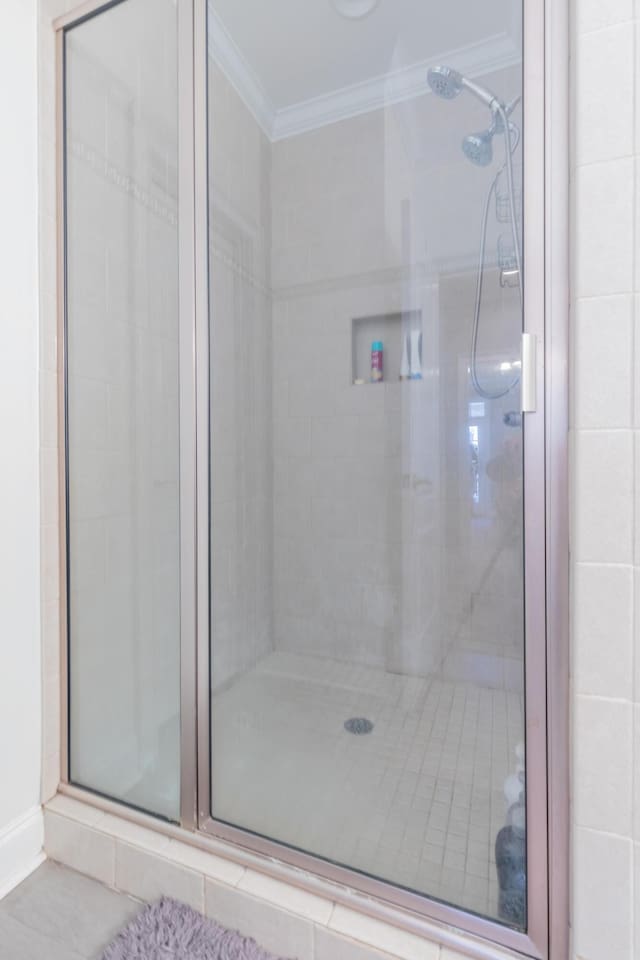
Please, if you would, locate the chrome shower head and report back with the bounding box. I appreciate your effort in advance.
[462,130,494,167]
[428,64,500,110]
[427,66,464,100]
[462,118,519,167]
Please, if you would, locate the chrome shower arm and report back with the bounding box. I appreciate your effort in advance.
[460,75,501,109]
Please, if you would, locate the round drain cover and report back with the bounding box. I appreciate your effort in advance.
[344,717,374,735]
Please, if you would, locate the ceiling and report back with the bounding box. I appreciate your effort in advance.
[209,0,520,113]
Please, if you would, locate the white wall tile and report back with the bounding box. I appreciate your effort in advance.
[635,161,640,292]
[274,417,312,458]
[573,296,633,429]
[634,706,640,842]
[573,430,633,563]
[115,842,204,912]
[634,571,640,698]
[314,926,400,960]
[312,416,360,459]
[166,840,245,887]
[98,815,171,856]
[328,906,440,960]
[205,878,314,960]
[635,301,640,426]
[636,842,640,960]
[575,25,634,163]
[45,795,104,828]
[238,869,333,924]
[44,810,115,887]
[573,563,633,698]
[635,434,640,564]
[574,695,632,834]
[574,159,634,298]
[575,0,633,34]
[574,828,633,960]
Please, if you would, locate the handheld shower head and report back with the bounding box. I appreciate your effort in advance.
[462,119,520,167]
[430,68,524,400]
[428,64,500,110]
[462,130,494,167]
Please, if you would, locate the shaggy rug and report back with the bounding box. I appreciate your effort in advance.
[101,897,289,959]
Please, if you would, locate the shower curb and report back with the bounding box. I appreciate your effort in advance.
[43,792,522,960]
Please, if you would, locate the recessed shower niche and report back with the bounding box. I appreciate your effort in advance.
[351,310,422,384]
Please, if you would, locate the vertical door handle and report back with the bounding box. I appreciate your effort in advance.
[521,333,537,413]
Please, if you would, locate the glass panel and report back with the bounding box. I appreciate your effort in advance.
[208,0,526,927]
[65,0,181,819]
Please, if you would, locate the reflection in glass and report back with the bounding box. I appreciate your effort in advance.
[204,0,527,927]
[65,0,181,820]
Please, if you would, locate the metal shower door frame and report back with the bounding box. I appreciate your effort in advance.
[54,0,570,957]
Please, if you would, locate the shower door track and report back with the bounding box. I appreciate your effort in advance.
[55,1,569,958]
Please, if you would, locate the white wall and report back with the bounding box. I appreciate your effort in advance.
[572,4,639,959]
[0,0,43,895]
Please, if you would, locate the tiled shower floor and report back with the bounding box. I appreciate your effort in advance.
[211,652,524,920]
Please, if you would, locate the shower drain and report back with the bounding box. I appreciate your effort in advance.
[344,717,374,735]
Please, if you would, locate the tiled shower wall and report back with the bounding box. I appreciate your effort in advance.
[270,80,523,687]
[436,270,524,693]
[271,106,442,675]
[209,62,273,689]
[572,4,640,959]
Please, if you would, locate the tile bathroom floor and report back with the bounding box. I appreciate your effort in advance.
[0,862,140,960]
[211,651,524,920]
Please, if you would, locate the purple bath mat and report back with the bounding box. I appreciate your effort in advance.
[101,897,290,960]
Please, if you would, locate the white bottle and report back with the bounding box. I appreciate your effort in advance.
[504,770,525,808]
[399,333,410,380]
[409,330,423,380]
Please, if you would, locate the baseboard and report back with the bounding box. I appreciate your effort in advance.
[0,806,45,900]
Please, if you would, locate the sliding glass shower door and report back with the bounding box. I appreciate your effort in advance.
[206,0,529,930]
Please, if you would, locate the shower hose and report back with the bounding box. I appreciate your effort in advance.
[470,103,523,401]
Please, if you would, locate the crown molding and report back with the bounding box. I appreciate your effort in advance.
[207,3,521,143]
[207,5,276,139]
[271,33,520,141]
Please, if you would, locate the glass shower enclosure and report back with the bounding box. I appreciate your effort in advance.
[60,0,549,952]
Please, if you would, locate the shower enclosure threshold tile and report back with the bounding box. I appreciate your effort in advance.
[211,652,523,918]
